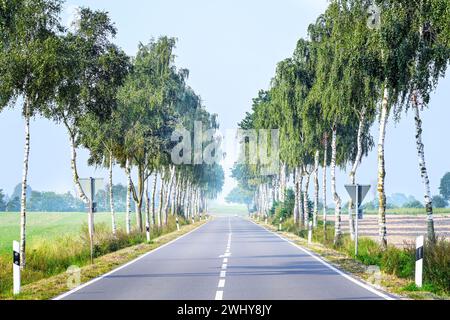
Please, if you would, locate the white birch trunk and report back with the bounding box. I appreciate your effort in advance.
[158,174,165,228]
[303,170,311,227]
[294,169,300,225]
[125,158,131,234]
[322,134,328,228]
[313,151,320,228]
[377,88,389,248]
[171,174,178,216]
[164,166,176,224]
[331,126,342,245]
[280,163,287,203]
[298,168,304,227]
[19,105,31,269]
[348,109,366,240]
[145,170,151,242]
[109,152,117,236]
[68,128,93,240]
[151,172,157,226]
[413,94,435,243]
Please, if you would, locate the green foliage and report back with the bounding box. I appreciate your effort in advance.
[345,238,383,266]
[225,186,253,211]
[432,195,448,208]
[5,196,20,212]
[403,200,424,209]
[440,172,450,200]
[270,188,295,221]
[0,189,6,211]
[27,191,84,212]
[380,246,415,278]
[423,237,450,294]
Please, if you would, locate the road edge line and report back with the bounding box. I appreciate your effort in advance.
[248,219,395,300]
[53,221,211,300]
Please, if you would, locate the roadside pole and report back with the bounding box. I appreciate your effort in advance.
[279,217,282,231]
[13,240,20,295]
[308,221,313,244]
[89,178,95,264]
[415,235,424,288]
[345,184,370,257]
[146,223,151,242]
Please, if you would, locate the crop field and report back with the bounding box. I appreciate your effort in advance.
[0,212,135,256]
[327,213,450,247]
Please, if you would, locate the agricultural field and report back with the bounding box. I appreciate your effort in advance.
[328,213,450,247]
[364,208,450,216]
[208,203,249,217]
[0,212,134,256]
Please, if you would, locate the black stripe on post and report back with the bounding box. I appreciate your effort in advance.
[416,246,424,261]
[13,251,20,266]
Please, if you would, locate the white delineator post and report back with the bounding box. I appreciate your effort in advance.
[308,221,313,244]
[279,217,282,231]
[415,235,424,288]
[146,222,150,242]
[13,241,21,295]
[176,217,180,231]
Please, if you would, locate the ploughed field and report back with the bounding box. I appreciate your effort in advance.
[327,213,450,247]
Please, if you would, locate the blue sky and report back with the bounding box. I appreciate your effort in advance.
[0,0,449,204]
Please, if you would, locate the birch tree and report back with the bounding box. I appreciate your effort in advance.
[1,0,64,268]
[399,0,450,243]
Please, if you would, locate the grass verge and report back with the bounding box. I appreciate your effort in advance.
[0,216,208,300]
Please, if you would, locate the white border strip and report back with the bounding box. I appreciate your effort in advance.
[249,219,395,300]
[53,221,210,300]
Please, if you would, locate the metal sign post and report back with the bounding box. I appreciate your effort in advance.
[79,177,103,264]
[345,184,370,256]
[13,241,20,295]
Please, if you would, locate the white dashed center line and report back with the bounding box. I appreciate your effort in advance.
[215,291,223,300]
[215,217,232,301]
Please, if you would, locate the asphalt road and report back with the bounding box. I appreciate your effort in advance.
[56,216,393,300]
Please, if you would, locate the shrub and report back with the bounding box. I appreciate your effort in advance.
[343,237,383,266]
[423,237,450,294]
[380,246,415,278]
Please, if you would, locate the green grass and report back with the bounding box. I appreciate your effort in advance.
[0,213,192,296]
[0,212,136,256]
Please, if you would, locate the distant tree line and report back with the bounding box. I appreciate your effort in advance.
[0,183,138,212]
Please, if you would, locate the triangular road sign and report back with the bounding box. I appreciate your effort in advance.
[358,185,371,205]
[345,185,371,207]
